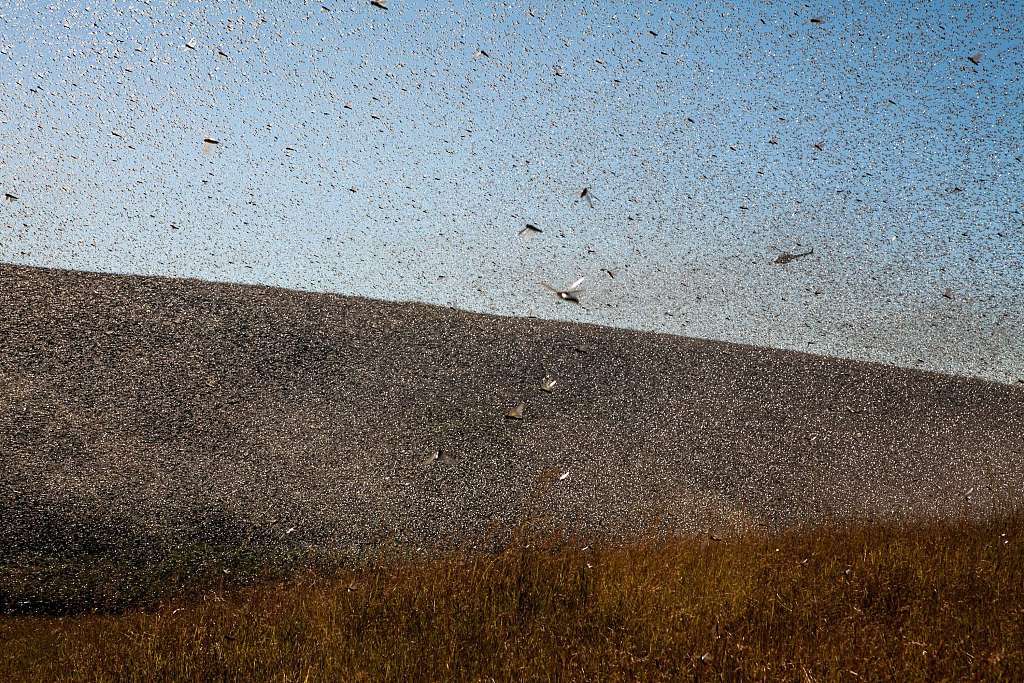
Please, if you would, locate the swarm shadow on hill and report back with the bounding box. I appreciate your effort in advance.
[2,264,1022,611]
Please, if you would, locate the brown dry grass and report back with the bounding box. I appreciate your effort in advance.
[2,515,1022,682]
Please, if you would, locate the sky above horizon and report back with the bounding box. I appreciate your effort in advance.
[1,0,1022,383]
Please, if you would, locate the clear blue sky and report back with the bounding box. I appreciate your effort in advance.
[1,0,1022,382]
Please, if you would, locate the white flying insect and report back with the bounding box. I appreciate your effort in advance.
[541,277,585,303]
[421,448,440,467]
[505,402,526,419]
[421,447,454,467]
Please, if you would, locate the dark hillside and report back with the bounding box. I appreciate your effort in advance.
[1,263,1021,610]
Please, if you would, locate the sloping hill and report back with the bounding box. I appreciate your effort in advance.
[2,263,1022,574]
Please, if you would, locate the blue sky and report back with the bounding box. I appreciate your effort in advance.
[1,0,1022,382]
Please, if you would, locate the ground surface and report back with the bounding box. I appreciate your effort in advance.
[2,264,1023,611]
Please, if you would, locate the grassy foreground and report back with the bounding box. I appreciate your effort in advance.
[2,515,1022,682]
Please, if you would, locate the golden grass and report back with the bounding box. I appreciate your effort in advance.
[2,515,1022,682]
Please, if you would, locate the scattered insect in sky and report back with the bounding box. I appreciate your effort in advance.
[774,249,815,265]
[541,278,586,303]
[518,224,543,238]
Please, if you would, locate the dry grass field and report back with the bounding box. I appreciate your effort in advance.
[2,514,1021,682]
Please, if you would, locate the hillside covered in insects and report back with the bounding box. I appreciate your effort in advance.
[3,263,1022,609]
